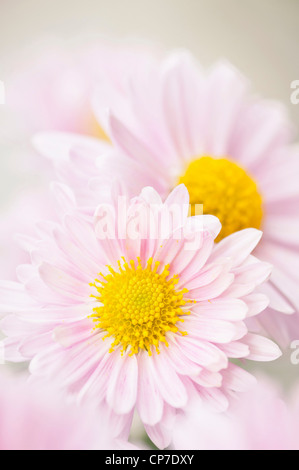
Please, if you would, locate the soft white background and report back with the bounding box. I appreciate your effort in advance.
[0,0,298,382]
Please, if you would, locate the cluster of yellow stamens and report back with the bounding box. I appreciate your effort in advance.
[90,257,192,356]
[178,156,263,242]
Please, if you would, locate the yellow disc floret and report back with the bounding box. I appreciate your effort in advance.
[178,156,263,242]
[90,257,192,356]
[87,110,111,142]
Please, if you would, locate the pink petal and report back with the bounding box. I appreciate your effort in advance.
[192,299,248,321]
[210,229,262,268]
[137,352,164,426]
[176,336,228,372]
[187,272,234,301]
[106,354,138,414]
[186,317,244,343]
[38,262,90,301]
[221,363,256,393]
[144,404,176,449]
[53,319,94,348]
[152,352,188,408]
[243,333,282,361]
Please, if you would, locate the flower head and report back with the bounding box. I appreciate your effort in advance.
[0,184,281,448]
[35,51,299,345]
[7,40,159,136]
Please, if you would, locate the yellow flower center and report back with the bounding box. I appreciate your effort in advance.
[178,156,263,242]
[90,257,191,356]
[86,110,111,142]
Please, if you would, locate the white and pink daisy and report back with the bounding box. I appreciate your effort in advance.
[172,376,299,450]
[0,372,134,450]
[34,51,299,345]
[0,184,281,448]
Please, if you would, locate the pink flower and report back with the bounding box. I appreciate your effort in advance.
[7,39,159,136]
[35,51,299,346]
[0,184,281,448]
[172,376,299,450]
[1,40,160,276]
[0,372,133,450]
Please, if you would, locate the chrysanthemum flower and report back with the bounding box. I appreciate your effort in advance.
[0,184,281,448]
[172,376,299,450]
[0,372,134,450]
[7,39,159,137]
[35,51,299,345]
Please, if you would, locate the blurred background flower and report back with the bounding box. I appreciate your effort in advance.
[0,0,299,450]
[0,372,137,450]
[1,0,299,210]
[171,375,299,450]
